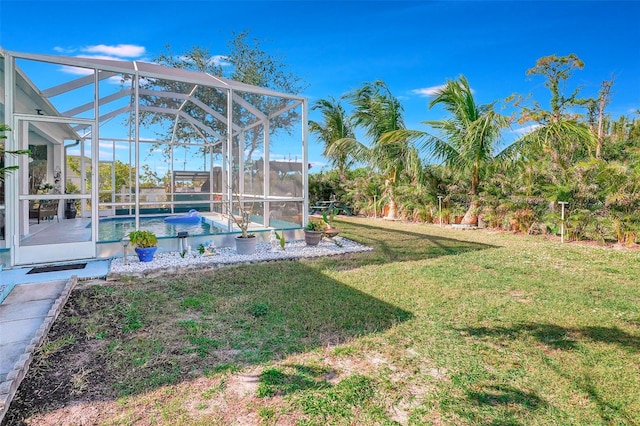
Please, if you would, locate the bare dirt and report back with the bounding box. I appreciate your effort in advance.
[2,289,122,425]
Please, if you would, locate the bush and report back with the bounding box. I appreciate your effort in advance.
[513,208,536,233]
[612,214,640,246]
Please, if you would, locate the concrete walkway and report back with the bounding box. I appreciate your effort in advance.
[0,278,76,422]
[0,259,110,303]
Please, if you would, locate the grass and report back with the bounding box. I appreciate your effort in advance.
[6,217,640,425]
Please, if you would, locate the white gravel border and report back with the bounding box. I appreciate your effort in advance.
[107,237,372,279]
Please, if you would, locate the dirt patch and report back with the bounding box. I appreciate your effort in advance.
[2,290,122,425]
[226,368,261,398]
[17,401,118,426]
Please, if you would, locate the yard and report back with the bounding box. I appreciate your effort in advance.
[4,218,640,425]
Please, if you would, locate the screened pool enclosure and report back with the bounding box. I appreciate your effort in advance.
[1,50,308,266]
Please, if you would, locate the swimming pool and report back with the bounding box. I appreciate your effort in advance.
[97,216,223,242]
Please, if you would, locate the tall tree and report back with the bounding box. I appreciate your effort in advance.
[139,31,307,162]
[329,80,421,219]
[510,54,594,166]
[308,97,355,178]
[585,78,614,159]
[385,75,509,225]
[524,53,585,123]
[226,30,307,161]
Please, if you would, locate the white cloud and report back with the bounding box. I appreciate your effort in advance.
[412,85,446,97]
[54,46,76,54]
[98,149,117,159]
[99,141,131,150]
[60,65,94,76]
[56,46,145,81]
[209,55,231,67]
[245,148,264,157]
[82,44,145,58]
[412,82,476,97]
[77,54,126,61]
[512,124,541,136]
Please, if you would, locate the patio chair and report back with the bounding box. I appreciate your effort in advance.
[29,199,60,224]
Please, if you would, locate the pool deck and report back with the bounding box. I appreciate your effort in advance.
[200,212,266,233]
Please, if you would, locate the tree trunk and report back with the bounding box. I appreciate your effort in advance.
[383,179,398,220]
[385,197,398,220]
[461,200,479,225]
[595,79,613,159]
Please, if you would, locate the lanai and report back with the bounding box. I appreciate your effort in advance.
[1,49,308,267]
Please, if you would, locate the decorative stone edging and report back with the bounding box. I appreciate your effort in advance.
[0,276,78,423]
[107,237,373,280]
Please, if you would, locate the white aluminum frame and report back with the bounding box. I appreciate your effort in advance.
[1,48,308,266]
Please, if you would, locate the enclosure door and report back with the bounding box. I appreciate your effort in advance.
[14,117,96,265]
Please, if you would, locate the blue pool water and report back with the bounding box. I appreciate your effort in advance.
[97,216,223,242]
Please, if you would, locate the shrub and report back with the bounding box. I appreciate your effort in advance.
[612,214,640,246]
[513,208,536,233]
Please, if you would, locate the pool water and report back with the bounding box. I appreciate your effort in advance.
[97,216,222,242]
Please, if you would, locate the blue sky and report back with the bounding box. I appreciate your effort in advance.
[1,0,639,170]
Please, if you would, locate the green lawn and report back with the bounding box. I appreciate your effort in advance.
[7,218,640,425]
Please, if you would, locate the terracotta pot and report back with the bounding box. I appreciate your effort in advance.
[323,228,340,239]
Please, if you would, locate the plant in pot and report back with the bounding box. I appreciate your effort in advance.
[129,230,158,262]
[322,208,340,238]
[228,196,257,255]
[305,219,326,246]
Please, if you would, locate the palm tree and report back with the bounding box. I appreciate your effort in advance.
[328,80,422,219]
[308,97,355,179]
[384,75,509,225]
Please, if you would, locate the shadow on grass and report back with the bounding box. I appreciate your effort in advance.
[314,218,498,270]
[5,260,411,423]
[467,384,548,410]
[257,364,333,397]
[465,384,549,426]
[6,220,498,424]
[461,322,640,353]
[459,322,639,425]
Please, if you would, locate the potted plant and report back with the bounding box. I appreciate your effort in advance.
[305,219,326,246]
[129,230,158,262]
[322,209,340,238]
[228,195,257,255]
